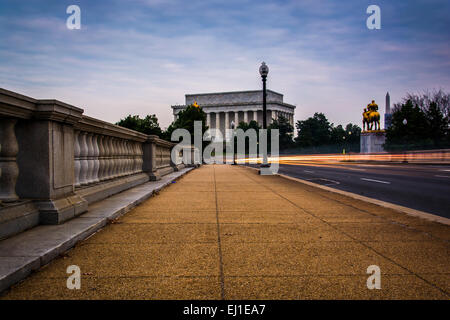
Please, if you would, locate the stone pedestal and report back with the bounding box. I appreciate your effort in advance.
[360,131,386,153]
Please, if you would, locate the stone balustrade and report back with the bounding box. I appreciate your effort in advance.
[0,88,189,240]
[73,116,146,186]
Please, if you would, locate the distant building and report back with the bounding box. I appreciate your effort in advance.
[171,90,296,137]
[384,92,392,129]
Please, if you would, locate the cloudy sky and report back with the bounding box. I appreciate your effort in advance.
[1,0,449,129]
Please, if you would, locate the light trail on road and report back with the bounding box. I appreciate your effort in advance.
[240,152,450,218]
[236,149,450,166]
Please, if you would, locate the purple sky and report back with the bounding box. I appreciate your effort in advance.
[1,0,449,130]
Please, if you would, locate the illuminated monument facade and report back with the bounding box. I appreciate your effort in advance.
[171,90,296,138]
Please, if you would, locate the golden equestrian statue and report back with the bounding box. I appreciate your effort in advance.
[362,100,381,131]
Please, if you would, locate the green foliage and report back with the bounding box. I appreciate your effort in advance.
[268,114,294,149]
[330,123,361,145]
[161,104,209,143]
[293,113,361,153]
[237,120,261,132]
[116,114,162,136]
[295,113,332,147]
[402,89,449,120]
[385,97,450,150]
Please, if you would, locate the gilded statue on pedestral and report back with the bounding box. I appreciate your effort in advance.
[362,100,381,131]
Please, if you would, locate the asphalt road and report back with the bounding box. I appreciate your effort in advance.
[274,161,450,219]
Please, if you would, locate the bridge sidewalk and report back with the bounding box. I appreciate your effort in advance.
[2,165,449,299]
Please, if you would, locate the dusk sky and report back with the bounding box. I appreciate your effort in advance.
[1,0,449,129]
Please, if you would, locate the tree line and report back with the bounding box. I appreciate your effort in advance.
[115,89,450,153]
[385,89,450,150]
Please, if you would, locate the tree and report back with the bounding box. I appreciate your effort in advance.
[295,113,332,147]
[161,104,209,143]
[116,114,162,136]
[426,102,448,143]
[385,91,450,150]
[330,124,346,145]
[268,114,294,149]
[345,123,361,144]
[401,89,450,121]
[385,100,432,149]
[237,120,261,132]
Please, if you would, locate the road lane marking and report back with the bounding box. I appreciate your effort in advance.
[439,169,450,172]
[342,167,366,171]
[360,178,391,184]
[435,175,450,178]
[306,178,340,186]
[304,170,315,173]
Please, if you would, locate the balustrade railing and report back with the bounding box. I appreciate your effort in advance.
[0,88,187,240]
[73,130,144,188]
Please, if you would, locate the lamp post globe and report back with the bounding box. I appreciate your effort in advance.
[259,62,269,78]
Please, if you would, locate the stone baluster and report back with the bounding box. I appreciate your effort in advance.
[119,139,125,177]
[130,141,135,174]
[122,140,127,176]
[131,142,136,174]
[126,141,132,175]
[85,133,94,184]
[115,138,121,177]
[119,139,124,177]
[104,136,112,180]
[122,140,128,176]
[112,138,119,178]
[74,130,81,187]
[109,137,115,178]
[109,137,117,179]
[97,135,105,181]
[79,132,89,185]
[0,118,19,202]
[137,143,143,172]
[92,134,100,183]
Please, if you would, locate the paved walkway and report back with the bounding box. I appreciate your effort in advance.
[2,165,449,299]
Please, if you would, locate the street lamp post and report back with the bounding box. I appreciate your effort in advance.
[231,120,237,165]
[259,62,269,167]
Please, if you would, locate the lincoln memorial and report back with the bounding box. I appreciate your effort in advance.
[171,90,296,136]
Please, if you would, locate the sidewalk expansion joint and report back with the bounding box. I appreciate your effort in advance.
[240,166,450,298]
[213,165,226,300]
